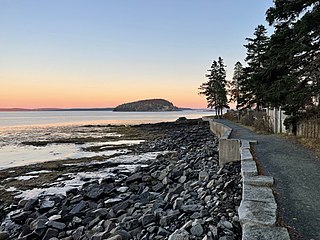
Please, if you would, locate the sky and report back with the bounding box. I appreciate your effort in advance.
[0,0,274,109]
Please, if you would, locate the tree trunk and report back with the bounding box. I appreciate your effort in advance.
[256,102,260,112]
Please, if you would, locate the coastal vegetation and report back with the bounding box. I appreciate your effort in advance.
[198,57,228,118]
[200,0,320,134]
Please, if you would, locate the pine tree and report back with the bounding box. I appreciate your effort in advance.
[258,0,320,133]
[199,57,228,118]
[265,0,320,115]
[228,61,243,109]
[238,25,270,111]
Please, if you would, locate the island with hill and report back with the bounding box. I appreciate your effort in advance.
[113,99,178,112]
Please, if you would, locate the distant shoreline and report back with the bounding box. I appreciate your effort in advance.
[0,107,196,112]
[0,108,114,112]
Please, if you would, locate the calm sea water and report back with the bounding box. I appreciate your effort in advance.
[0,110,214,128]
[0,110,214,169]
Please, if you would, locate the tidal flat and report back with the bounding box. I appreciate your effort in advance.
[0,124,162,204]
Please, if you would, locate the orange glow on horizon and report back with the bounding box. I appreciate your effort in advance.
[0,96,208,109]
[0,0,273,111]
[0,71,209,109]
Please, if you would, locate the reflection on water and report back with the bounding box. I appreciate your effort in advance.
[0,110,212,173]
[0,125,118,147]
[15,175,38,181]
[0,110,214,128]
[0,121,147,169]
[25,170,53,175]
[84,140,144,147]
[0,143,133,170]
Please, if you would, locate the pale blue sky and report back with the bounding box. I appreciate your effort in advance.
[0,0,274,108]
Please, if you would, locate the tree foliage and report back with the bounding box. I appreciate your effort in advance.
[200,0,320,129]
[222,0,319,133]
[264,0,320,116]
[237,25,270,111]
[228,61,243,108]
[233,1,319,115]
[199,57,228,117]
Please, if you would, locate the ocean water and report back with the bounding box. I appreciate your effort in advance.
[0,110,213,169]
[0,110,213,128]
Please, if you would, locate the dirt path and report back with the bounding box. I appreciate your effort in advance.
[216,119,320,240]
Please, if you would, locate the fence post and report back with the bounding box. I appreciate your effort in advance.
[316,119,320,138]
[274,107,278,133]
[279,107,286,133]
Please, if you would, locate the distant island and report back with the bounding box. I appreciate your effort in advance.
[113,99,178,112]
[0,100,194,112]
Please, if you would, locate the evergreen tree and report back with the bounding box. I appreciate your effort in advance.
[265,0,320,116]
[228,61,243,109]
[238,25,270,110]
[199,57,228,118]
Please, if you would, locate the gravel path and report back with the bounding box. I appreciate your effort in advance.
[216,119,320,240]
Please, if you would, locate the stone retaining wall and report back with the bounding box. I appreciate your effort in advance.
[202,117,232,139]
[202,117,240,166]
[238,140,290,240]
[203,118,291,240]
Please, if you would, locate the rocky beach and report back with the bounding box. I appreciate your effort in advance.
[0,119,242,240]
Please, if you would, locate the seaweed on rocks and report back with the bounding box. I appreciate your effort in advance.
[0,119,242,240]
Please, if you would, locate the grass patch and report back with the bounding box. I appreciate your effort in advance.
[224,111,273,134]
[286,136,320,158]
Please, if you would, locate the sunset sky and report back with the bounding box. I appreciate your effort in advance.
[0,0,273,109]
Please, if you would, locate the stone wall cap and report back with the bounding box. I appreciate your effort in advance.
[243,176,274,187]
[242,223,290,240]
[242,185,276,204]
[238,200,277,226]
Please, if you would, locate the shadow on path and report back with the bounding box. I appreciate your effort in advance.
[216,119,320,240]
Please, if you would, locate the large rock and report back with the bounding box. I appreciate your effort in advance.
[30,216,48,231]
[23,198,38,211]
[40,198,55,210]
[181,204,202,213]
[0,232,9,240]
[140,214,156,227]
[126,173,143,183]
[190,223,203,236]
[112,201,130,213]
[91,231,110,240]
[72,226,84,240]
[46,220,66,230]
[70,201,87,215]
[42,228,59,240]
[160,212,180,227]
[10,211,30,223]
[168,229,190,240]
[86,186,103,199]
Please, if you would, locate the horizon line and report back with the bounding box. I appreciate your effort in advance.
[0,106,212,112]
